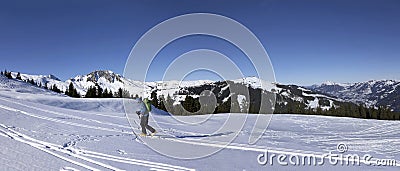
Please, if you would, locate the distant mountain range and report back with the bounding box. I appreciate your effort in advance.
[308,80,400,112]
[9,70,400,112]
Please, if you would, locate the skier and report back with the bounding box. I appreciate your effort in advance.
[136,98,157,137]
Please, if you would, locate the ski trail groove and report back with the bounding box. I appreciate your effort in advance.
[0,97,131,129]
[0,124,195,171]
[0,104,129,134]
[2,97,398,169]
[159,135,400,167]
[0,125,103,171]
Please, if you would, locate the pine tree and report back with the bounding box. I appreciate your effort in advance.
[85,86,96,98]
[158,95,167,112]
[65,82,80,98]
[4,70,12,79]
[105,89,109,98]
[230,95,241,113]
[181,95,201,115]
[216,97,231,113]
[377,106,382,120]
[316,106,323,114]
[108,89,114,98]
[102,89,109,98]
[240,97,249,113]
[150,91,159,108]
[94,83,103,97]
[122,89,130,98]
[102,89,113,98]
[117,88,123,98]
[51,84,62,93]
[16,72,22,80]
[28,79,35,85]
[164,94,175,114]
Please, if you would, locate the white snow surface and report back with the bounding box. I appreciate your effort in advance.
[232,76,277,91]
[237,94,247,112]
[0,75,399,170]
[307,98,320,109]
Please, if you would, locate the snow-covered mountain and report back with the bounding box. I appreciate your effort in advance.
[12,70,142,96]
[309,80,400,112]
[7,70,356,111]
[9,70,400,112]
[1,74,399,170]
[175,80,342,112]
[0,74,65,98]
[10,70,220,99]
[11,72,68,90]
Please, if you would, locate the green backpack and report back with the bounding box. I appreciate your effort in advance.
[144,99,152,112]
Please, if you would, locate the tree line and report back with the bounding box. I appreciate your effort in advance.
[273,95,399,120]
[148,88,400,121]
[1,70,137,99]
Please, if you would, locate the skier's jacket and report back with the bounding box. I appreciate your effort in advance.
[138,100,151,116]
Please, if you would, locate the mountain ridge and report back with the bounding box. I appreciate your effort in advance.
[6,70,400,112]
[309,79,400,112]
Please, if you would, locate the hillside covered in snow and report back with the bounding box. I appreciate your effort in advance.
[6,71,344,109]
[309,80,400,112]
[0,74,399,170]
[3,70,399,120]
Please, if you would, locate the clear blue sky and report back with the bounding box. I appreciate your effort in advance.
[1,0,399,85]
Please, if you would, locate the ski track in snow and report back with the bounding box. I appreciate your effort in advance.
[0,103,126,134]
[2,100,399,169]
[0,82,399,170]
[0,124,194,171]
[2,98,400,168]
[0,97,195,170]
[0,97,132,130]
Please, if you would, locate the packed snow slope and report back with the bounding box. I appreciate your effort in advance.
[0,75,399,170]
